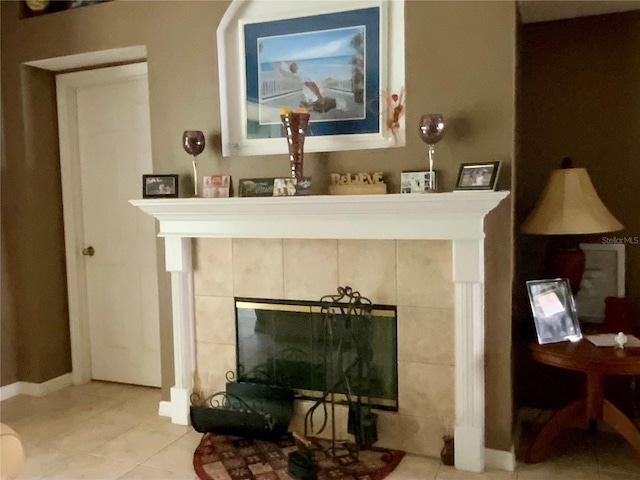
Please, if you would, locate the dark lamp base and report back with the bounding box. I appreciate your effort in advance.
[549,247,585,295]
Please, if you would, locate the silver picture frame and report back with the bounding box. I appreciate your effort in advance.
[526,278,582,344]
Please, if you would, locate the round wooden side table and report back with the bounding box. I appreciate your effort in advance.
[525,339,640,463]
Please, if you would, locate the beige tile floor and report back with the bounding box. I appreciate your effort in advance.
[1,381,639,479]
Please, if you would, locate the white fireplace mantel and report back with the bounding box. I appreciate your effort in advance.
[131,191,510,472]
[131,192,507,240]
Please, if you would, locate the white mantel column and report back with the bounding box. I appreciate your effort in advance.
[453,239,486,472]
[164,236,195,425]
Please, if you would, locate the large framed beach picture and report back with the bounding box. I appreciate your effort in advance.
[217,0,405,157]
[245,10,378,139]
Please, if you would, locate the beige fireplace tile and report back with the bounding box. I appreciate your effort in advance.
[283,239,338,301]
[397,240,453,309]
[398,361,455,421]
[193,238,233,296]
[289,400,351,440]
[337,240,397,304]
[233,239,284,299]
[376,411,449,458]
[397,307,454,365]
[195,343,236,396]
[287,400,310,435]
[194,296,235,345]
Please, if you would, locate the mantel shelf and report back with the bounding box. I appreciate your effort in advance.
[130,191,509,241]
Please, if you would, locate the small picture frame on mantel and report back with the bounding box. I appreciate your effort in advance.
[142,174,179,199]
[400,171,438,194]
[202,174,231,198]
[454,162,500,191]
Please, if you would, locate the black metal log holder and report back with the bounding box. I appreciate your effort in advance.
[303,286,378,459]
[190,371,294,440]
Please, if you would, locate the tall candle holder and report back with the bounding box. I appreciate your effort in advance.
[418,114,445,193]
[182,130,205,197]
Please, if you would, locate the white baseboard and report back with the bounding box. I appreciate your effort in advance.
[485,447,516,472]
[0,382,21,401]
[158,400,173,417]
[21,373,73,397]
[0,373,73,401]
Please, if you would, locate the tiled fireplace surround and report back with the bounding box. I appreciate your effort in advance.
[132,192,509,473]
[193,236,454,446]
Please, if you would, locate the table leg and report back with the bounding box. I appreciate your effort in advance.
[585,372,604,421]
[602,400,640,457]
[585,372,604,435]
[525,399,586,464]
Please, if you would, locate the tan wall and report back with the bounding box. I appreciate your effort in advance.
[485,199,514,451]
[0,0,515,450]
[0,258,19,386]
[1,43,20,385]
[1,62,72,384]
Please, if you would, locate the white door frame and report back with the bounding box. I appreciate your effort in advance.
[56,63,151,385]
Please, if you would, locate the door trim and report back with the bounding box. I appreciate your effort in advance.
[56,63,149,385]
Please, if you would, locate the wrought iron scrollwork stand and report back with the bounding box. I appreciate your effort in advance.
[303,286,374,459]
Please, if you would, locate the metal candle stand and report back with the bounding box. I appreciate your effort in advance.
[418,114,445,193]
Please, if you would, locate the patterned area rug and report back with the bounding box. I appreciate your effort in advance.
[193,432,405,480]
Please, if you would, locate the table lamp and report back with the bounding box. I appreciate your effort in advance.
[521,159,624,294]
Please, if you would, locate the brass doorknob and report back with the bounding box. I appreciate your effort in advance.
[82,246,95,257]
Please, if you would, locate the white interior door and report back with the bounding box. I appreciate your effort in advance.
[57,63,161,387]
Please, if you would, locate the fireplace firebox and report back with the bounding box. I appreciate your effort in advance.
[235,297,398,410]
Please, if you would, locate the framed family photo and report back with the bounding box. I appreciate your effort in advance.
[526,278,582,344]
[202,174,231,198]
[238,176,312,197]
[400,171,438,193]
[217,0,405,156]
[142,174,179,199]
[455,162,500,191]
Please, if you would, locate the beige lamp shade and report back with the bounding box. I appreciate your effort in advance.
[522,168,624,235]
